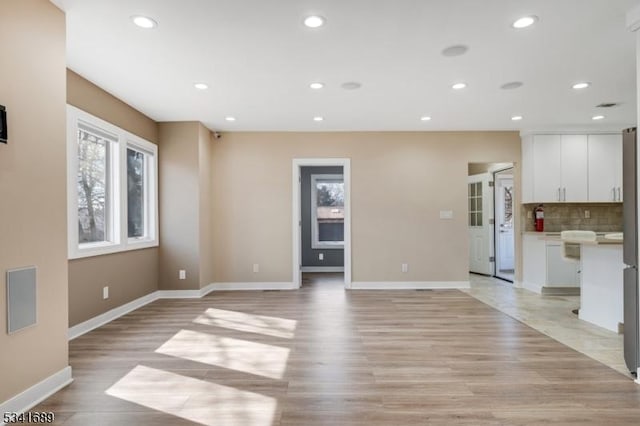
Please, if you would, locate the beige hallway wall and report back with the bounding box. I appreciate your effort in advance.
[66,70,159,327]
[211,132,522,284]
[0,0,68,403]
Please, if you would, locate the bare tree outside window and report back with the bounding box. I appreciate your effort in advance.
[77,129,108,243]
[127,148,145,238]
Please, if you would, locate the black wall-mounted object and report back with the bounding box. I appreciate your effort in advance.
[0,105,7,143]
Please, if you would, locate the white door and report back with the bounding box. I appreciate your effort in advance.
[560,135,588,202]
[468,173,494,275]
[494,169,514,281]
[588,134,619,202]
[533,135,562,202]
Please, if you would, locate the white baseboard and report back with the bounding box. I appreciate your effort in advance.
[0,366,72,423]
[350,281,470,290]
[206,282,297,291]
[522,281,543,294]
[513,280,524,288]
[68,292,158,340]
[156,289,202,299]
[301,266,345,272]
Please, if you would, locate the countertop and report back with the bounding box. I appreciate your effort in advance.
[523,232,623,245]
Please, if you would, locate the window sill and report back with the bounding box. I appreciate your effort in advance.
[69,240,158,260]
[311,244,345,250]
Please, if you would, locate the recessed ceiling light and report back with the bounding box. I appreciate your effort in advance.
[501,81,524,90]
[452,82,467,90]
[572,82,591,90]
[304,15,325,28]
[132,15,158,29]
[592,115,605,120]
[309,82,324,90]
[512,16,538,29]
[194,83,208,90]
[420,116,432,121]
[341,81,362,90]
[511,115,523,121]
[441,45,469,57]
[313,116,324,122]
[225,116,236,122]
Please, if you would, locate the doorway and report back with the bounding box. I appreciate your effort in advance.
[467,162,515,282]
[292,159,351,289]
[494,168,515,281]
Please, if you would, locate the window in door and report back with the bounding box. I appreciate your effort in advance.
[468,182,483,227]
[311,174,344,249]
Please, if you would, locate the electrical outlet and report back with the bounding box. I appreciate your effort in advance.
[527,211,533,219]
[102,286,109,300]
[179,270,186,280]
[401,263,408,273]
[319,253,324,261]
[584,210,590,219]
[253,263,259,273]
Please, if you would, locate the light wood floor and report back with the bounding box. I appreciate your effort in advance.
[32,273,640,425]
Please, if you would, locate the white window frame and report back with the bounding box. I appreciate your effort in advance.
[67,105,158,259]
[311,174,344,250]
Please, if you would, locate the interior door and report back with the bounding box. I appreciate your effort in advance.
[468,173,494,275]
[494,169,514,281]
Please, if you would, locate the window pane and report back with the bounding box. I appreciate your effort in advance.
[127,148,145,238]
[316,182,344,207]
[77,129,108,244]
[319,222,344,242]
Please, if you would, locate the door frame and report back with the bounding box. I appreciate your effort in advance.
[292,158,351,289]
[493,167,515,282]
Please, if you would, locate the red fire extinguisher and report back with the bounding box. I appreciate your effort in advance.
[534,204,544,232]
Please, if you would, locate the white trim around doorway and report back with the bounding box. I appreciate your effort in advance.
[292,158,352,289]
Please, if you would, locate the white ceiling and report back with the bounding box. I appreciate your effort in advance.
[53,0,638,132]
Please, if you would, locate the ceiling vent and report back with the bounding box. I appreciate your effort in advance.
[596,102,619,108]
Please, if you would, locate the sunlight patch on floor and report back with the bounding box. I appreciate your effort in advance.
[156,329,290,379]
[106,365,277,426]
[194,308,297,339]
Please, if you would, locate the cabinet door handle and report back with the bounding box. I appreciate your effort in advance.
[563,188,566,201]
[617,187,621,201]
[558,188,561,201]
[612,187,616,201]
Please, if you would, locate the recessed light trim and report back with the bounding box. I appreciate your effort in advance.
[512,15,538,29]
[420,116,432,121]
[572,82,591,90]
[341,81,362,90]
[501,81,524,90]
[452,82,467,90]
[194,83,208,90]
[511,115,523,121]
[225,116,236,122]
[313,116,324,122]
[132,15,158,29]
[309,82,324,90]
[304,15,325,28]
[441,45,469,57]
[592,115,605,121]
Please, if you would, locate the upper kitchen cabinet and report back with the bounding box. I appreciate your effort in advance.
[588,134,623,202]
[522,132,622,203]
[532,135,588,202]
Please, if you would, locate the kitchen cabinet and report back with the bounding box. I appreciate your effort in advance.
[522,133,621,203]
[522,234,579,293]
[532,135,588,202]
[588,134,623,202]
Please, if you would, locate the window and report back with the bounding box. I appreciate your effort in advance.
[67,106,158,258]
[311,174,344,249]
[468,181,483,227]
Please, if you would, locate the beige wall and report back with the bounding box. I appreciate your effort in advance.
[66,70,160,326]
[198,125,215,288]
[67,69,158,142]
[158,122,202,290]
[211,132,522,284]
[0,0,68,403]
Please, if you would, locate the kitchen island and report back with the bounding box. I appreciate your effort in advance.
[578,238,624,333]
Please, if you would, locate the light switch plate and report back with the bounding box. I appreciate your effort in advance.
[439,210,454,219]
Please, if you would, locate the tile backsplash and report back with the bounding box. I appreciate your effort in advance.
[522,203,622,233]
